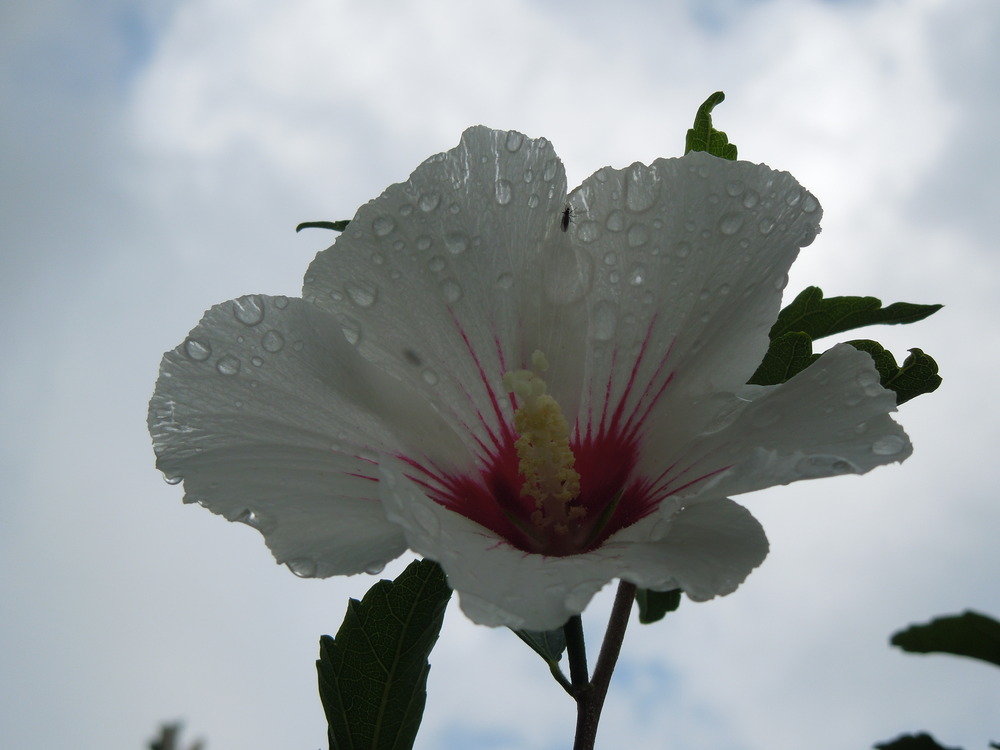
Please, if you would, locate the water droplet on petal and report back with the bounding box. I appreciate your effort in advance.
[184,337,212,361]
[251,355,264,367]
[605,210,625,232]
[418,191,441,212]
[341,320,361,346]
[496,272,514,289]
[216,355,241,376]
[718,213,745,235]
[603,251,617,266]
[262,330,285,353]
[627,223,649,247]
[872,435,906,456]
[495,179,513,206]
[365,563,386,575]
[802,193,820,213]
[273,295,289,309]
[628,266,646,286]
[416,235,432,251]
[785,188,802,207]
[592,301,617,341]
[233,295,265,326]
[444,231,470,255]
[856,369,882,395]
[674,241,692,258]
[164,474,183,485]
[372,215,395,236]
[742,190,760,209]
[287,558,318,578]
[758,217,775,235]
[346,281,378,307]
[428,255,446,272]
[440,279,463,303]
[422,369,439,385]
[625,164,658,212]
[726,180,745,197]
[796,455,858,477]
[505,131,524,151]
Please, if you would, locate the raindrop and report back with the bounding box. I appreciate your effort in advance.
[216,355,241,376]
[416,235,432,251]
[422,369,439,385]
[872,435,906,456]
[251,356,264,367]
[542,158,558,181]
[346,281,378,307]
[163,474,182,485]
[287,558,318,578]
[575,220,599,243]
[741,190,760,209]
[592,301,617,341]
[428,255,446,272]
[856,369,882,395]
[603,251,618,266]
[627,223,649,247]
[758,217,776,235]
[372,215,395,236]
[726,180,745,197]
[773,273,789,291]
[418,191,441,212]
[184,337,212,361]
[784,188,802,207]
[495,179,513,206]
[625,164,657,212]
[605,210,625,232]
[795,455,857,477]
[365,563,386,575]
[505,131,524,151]
[496,272,514,289]
[341,320,361,346]
[440,279,463,303]
[444,232,470,255]
[273,295,289,309]
[628,266,646,286]
[262,330,285,353]
[233,295,265,326]
[674,241,692,258]
[236,508,262,528]
[802,193,820,213]
[292,340,304,352]
[718,213,745,235]
[523,168,534,183]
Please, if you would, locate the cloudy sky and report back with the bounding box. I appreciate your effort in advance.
[2,0,998,748]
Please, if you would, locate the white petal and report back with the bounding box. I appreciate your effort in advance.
[303,126,590,451]
[567,151,822,443]
[149,295,469,577]
[604,499,769,601]
[647,343,911,502]
[380,459,618,630]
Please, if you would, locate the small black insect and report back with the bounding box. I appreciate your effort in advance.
[560,204,574,232]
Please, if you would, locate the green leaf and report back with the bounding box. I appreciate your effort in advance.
[296,220,351,233]
[770,286,942,341]
[847,341,942,404]
[890,610,1000,669]
[874,733,960,750]
[512,627,567,667]
[635,588,682,624]
[685,91,738,160]
[317,559,452,750]
[747,331,820,386]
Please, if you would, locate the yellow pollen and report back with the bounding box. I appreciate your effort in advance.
[502,351,583,534]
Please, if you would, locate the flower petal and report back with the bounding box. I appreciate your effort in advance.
[605,499,769,601]
[646,343,911,503]
[566,151,822,445]
[149,294,469,577]
[303,126,591,454]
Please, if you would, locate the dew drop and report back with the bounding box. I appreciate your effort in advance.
[592,301,617,341]
[627,223,649,247]
[262,330,285,353]
[365,563,386,575]
[164,474,183,486]
[346,281,378,307]
[718,213,745,235]
[233,295,265,326]
[372,215,396,236]
[341,320,361,346]
[184,337,212,361]
[495,179,513,206]
[505,131,524,151]
[287,558,318,578]
[440,279,463,303]
[605,210,625,232]
[542,158,558,181]
[216,355,241,376]
[251,355,264,367]
[444,231,470,255]
[418,191,441,212]
[872,435,906,456]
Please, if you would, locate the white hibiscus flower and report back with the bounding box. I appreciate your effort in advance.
[149,127,909,631]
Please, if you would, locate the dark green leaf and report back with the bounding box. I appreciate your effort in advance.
[296,220,351,233]
[635,588,682,624]
[847,341,942,404]
[317,559,452,750]
[685,91,738,160]
[770,286,942,341]
[512,627,567,667]
[874,733,959,750]
[748,331,820,386]
[890,610,1000,669]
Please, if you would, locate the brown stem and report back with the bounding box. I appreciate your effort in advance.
[572,580,637,750]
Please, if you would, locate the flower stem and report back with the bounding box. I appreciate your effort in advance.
[564,615,590,691]
[572,580,637,750]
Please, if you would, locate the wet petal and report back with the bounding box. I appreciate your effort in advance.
[149,295,468,576]
[303,127,591,449]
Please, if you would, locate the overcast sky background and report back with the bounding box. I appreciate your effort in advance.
[2,0,998,748]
